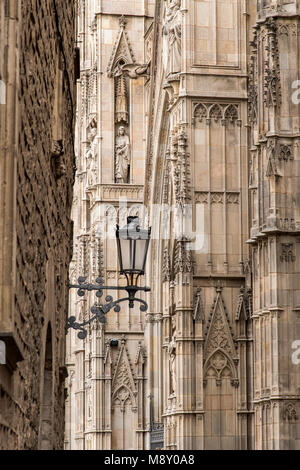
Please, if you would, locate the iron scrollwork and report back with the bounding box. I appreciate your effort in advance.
[66,276,150,340]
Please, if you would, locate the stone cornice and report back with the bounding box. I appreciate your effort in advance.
[94,12,154,19]
[248,227,300,244]
[99,184,144,202]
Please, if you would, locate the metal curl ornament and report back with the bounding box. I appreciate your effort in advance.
[66,217,151,339]
[66,276,150,339]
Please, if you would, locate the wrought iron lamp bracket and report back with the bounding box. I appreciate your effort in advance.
[66,276,150,340]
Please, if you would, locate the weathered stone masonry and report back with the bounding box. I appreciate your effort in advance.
[0,0,77,450]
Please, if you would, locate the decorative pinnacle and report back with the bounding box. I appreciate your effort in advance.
[119,15,127,28]
[216,280,223,293]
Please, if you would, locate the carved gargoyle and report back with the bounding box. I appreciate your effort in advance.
[115,62,150,80]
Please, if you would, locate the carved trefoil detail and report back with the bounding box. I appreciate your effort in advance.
[282,402,298,421]
[280,243,295,263]
[193,102,241,127]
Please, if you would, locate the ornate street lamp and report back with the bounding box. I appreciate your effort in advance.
[66,217,151,339]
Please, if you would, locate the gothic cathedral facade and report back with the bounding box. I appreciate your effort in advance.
[65,0,300,450]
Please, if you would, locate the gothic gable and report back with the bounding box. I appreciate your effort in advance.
[112,337,136,402]
[204,286,236,359]
[204,287,239,387]
[107,16,136,77]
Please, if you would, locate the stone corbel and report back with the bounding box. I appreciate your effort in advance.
[163,74,181,107]
[51,140,66,179]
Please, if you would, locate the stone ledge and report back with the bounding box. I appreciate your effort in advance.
[0,333,24,371]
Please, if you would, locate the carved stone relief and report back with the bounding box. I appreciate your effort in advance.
[194,288,204,322]
[280,243,295,263]
[265,138,294,179]
[162,246,171,282]
[282,402,298,421]
[266,139,280,178]
[264,19,281,108]
[195,192,240,204]
[173,239,193,276]
[248,31,258,124]
[193,102,241,127]
[169,125,191,208]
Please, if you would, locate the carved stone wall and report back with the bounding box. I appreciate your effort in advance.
[0,0,76,450]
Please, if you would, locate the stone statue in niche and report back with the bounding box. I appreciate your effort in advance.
[115,126,130,183]
[168,339,177,396]
[168,314,177,396]
[86,123,97,186]
[162,0,182,76]
[88,125,97,142]
[86,147,97,186]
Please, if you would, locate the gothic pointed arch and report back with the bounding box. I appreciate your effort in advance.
[209,103,223,122]
[204,348,237,386]
[112,384,134,412]
[193,102,208,124]
[224,104,239,123]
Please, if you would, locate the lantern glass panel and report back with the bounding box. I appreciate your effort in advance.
[119,238,131,272]
[134,239,147,272]
[116,217,151,275]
